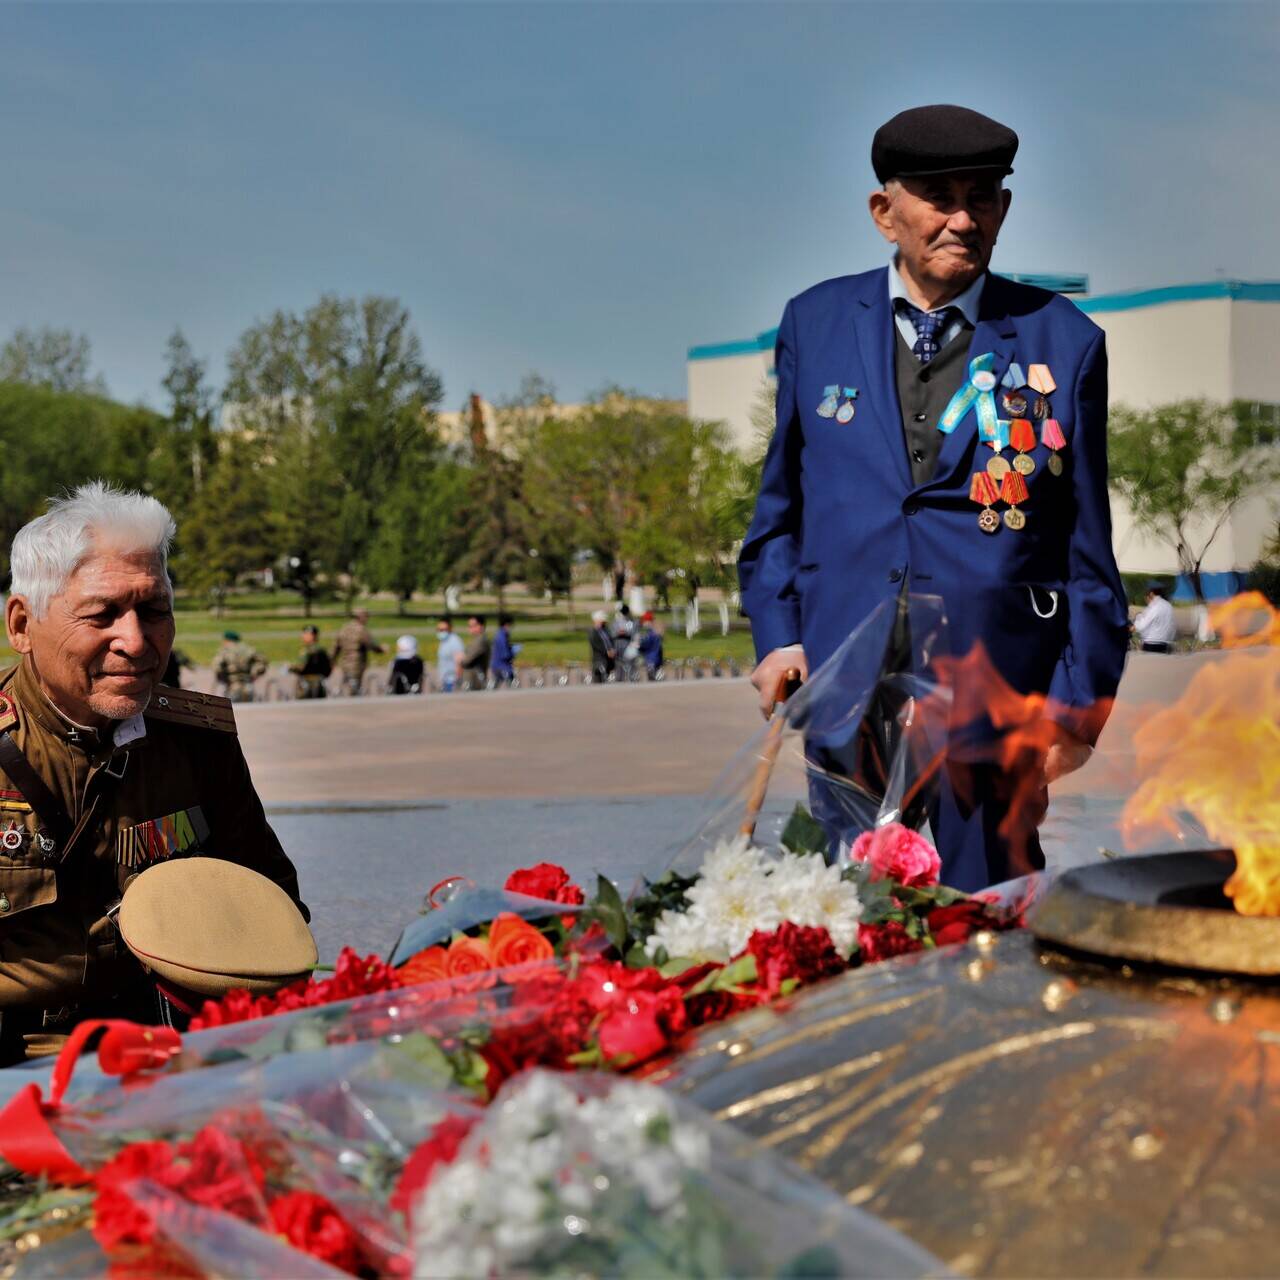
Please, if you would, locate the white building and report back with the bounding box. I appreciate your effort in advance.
[688,279,1280,586]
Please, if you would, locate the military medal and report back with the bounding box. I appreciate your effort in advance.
[1,827,22,852]
[970,472,1001,533]
[1000,470,1029,529]
[817,385,839,418]
[1010,418,1037,475]
[1002,391,1028,416]
[986,453,1011,480]
[1032,395,1050,421]
[1001,362,1026,389]
[835,386,858,423]
[980,416,1011,452]
[1027,364,1056,394]
[1042,418,1067,475]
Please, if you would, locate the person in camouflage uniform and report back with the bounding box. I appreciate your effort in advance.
[331,609,384,696]
[288,624,331,699]
[213,630,268,703]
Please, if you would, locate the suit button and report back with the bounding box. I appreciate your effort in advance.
[904,502,920,515]
[913,413,927,422]
[0,895,9,913]
[888,568,903,583]
[920,369,931,382]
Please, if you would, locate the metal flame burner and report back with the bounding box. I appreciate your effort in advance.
[1031,850,1280,976]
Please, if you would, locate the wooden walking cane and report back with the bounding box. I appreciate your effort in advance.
[740,667,803,838]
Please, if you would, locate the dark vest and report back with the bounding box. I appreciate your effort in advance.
[894,325,973,486]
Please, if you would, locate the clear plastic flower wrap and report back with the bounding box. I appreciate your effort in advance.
[650,591,1218,894]
[410,1068,945,1279]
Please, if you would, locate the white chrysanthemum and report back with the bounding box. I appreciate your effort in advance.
[647,907,714,962]
[699,834,764,883]
[694,874,782,958]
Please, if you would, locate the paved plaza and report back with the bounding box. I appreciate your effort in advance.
[240,654,1218,960]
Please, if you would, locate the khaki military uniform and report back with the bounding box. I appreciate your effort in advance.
[331,620,382,695]
[213,640,267,703]
[288,642,331,699]
[0,661,307,1062]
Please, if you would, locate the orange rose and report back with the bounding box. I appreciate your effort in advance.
[397,945,450,989]
[487,913,555,981]
[444,934,496,991]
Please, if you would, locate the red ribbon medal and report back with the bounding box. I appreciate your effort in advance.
[969,471,1000,534]
[1000,470,1030,530]
[1042,419,1067,474]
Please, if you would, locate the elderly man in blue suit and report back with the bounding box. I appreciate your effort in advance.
[738,105,1129,891]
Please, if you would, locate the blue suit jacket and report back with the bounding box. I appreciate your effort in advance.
[738,268,1128,744]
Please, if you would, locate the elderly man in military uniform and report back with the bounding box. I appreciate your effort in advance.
[331,608,384,696]
[0,481,307,1064]
[213,629,267,703]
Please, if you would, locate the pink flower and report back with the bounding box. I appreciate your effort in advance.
[847,823,941,887]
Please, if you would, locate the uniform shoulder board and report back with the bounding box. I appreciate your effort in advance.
[145,686,238,734]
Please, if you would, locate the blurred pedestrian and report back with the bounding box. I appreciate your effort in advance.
[332,608,384,695]
[490,613,517,687]
[1132,582,1177,654]
[637,610,665,679]
[213,630,267,703]
[460,614,491,691]
[435,617,464,692]
[390,635,425,694]
[588,610,616,683]
[289,624,332,698]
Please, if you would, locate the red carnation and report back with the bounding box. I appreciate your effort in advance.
[857,920,924,964]
[743,922,846,999]
[268,1191,363,1274]
[390,1113,479,1222]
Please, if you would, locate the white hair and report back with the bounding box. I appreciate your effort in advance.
[591,610,607,624]
[9,481,176,619]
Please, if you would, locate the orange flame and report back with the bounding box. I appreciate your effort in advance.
[922,643,1112,878]
[1122,594,1280,915]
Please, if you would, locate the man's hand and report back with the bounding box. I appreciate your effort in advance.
[1044,728,1092,786]
[750,647,808,719]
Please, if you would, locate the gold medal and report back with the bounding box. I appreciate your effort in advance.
[1013,453,1036,476]
[1047,452,1063,476]
[1003,506,1027,531]
[986,454,1012,480]
[978,508,1000,533]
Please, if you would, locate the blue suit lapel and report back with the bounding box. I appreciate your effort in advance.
[919,278,1018,494]
[850,269,914,491]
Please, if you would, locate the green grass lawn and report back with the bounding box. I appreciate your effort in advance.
[1,587,758,669]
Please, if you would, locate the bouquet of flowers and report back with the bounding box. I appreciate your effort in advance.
[409,1069,941,1279]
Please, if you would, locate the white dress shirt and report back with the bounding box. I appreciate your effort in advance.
[1133,595,1178,645]
[888,260,986,353]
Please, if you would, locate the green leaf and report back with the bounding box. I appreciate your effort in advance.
[593,873,630,951]
[780,803,830,856]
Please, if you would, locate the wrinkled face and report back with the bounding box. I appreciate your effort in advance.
[7,546,174,725]
[869,172,1011,294]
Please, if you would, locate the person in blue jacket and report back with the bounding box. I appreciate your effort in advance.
[738,104,1128,891]
[637,610,665,679]
[490,614,517,687]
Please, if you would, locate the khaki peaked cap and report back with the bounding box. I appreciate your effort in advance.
[119,858,317,996]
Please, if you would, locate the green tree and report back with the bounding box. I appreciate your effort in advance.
[1109,399,1280,602]
[224,295,445,601]
[171,434,275,613]
[149,329,219,513]
[522,390,739,608]
[0,327,108,395]
[0,383,165,581]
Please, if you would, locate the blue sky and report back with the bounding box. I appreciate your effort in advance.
[0,2,1276,411]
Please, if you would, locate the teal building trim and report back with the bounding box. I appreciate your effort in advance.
[689,280,1280,361]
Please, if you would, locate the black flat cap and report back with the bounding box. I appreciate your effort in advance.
[872,105,1017,183]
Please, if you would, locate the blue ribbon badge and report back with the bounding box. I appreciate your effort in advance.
[937,353,997,435]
